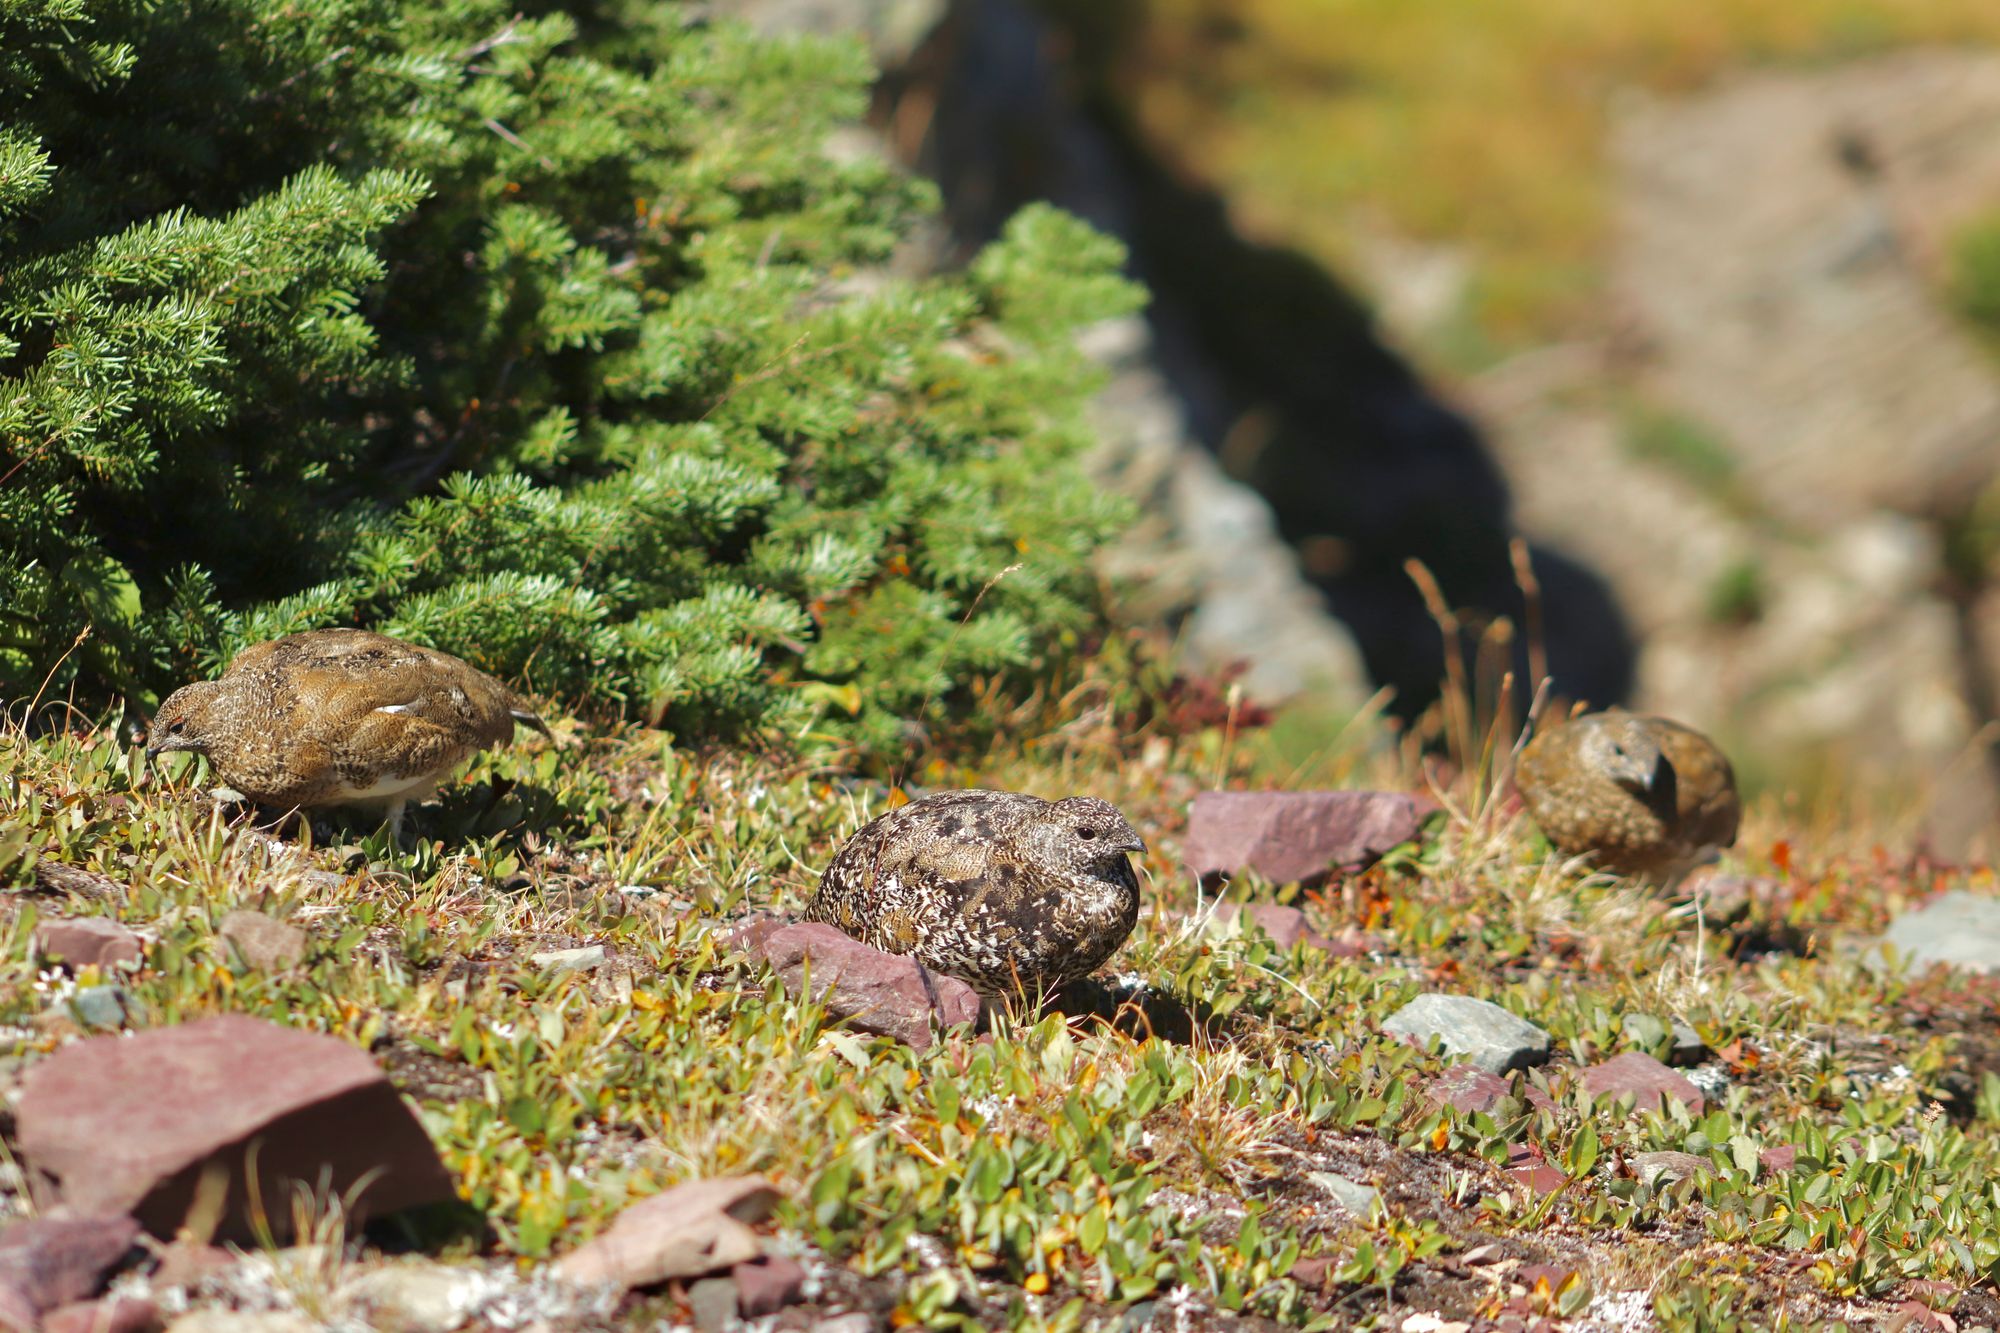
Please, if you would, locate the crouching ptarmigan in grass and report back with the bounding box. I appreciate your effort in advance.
[1515,709,1739,888]
[147,628,550,838]
[803,789,1145,999]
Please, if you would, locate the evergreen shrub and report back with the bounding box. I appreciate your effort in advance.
[0,0,1142,750]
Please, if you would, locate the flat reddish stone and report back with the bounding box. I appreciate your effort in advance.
[42,1296,161,1333]
[1580,1052,1705,1114]
[1184,791,1438,887]
[1432,1064,1509,1114]
[1517,1264,1578,1291]
[558,1177,779,1291]
[732,1254,807,1316]
[33,919,142,972]
[1286,1255,1335,1288]
[1759,1144,1799,1174]
[1213,903,1330,951]
[724,914,785,957]
[17,1016,454,1243]
[1509,1165,1568,1195]
[747,923,979,1049]
[0,1216,140,1330]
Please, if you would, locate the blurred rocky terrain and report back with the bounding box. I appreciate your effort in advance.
[1460,48,2000,847]
[716,0,2000,850]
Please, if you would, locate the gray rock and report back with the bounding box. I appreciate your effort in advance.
[67,985,130,1030]
[219,911,309,972]
[1882,891,2000,973]
[341,1263,481,1333]
[1306,1170,1381,1219]
[1684,1065,1732,1104]
[687,1275,738,1331]
[530,947,609,976]
[1631,1151,1712,1188]
[1381,994,1552,1075]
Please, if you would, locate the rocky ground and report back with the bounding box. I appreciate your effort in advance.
[2,688,1999,1332]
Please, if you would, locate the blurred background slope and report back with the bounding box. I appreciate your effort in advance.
[722,0,2000,851]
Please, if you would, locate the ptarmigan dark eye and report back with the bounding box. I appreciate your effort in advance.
[1077,826,1098,839]
[168,720,185,735]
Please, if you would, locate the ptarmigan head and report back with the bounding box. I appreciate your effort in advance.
[146,680,228,758]
[1020,796,1147,882]
[1576,711,1666,794]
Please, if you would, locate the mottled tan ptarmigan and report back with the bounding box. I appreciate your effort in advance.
[1515,709,1739,886]
[803,789,1146,998]
[147,628,550,837]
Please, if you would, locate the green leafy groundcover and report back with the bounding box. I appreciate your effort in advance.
[0,0,1143,749]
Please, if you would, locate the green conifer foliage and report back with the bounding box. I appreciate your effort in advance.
[0,0,1143,748]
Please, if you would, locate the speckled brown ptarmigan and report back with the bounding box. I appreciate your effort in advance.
[1515,709,1740,886]
[802,789,1146,997]
[146,628,550,836]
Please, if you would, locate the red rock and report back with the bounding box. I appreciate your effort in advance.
[16,1016,455,1243]
[218,911,308,971]
[33,919,143,972]
[1286,1255,1334,1288]
[747,923,979,1049]
[1517,1264,1577,1291]
[1184,791,1437,887]
[724,914,786,957]
[0,1215,140,1330]
[558,1177,779,1291]
[1432,1064,1509,1114]
[1211,902,1333,952]
[1508,1165,1568,1195]
[732,1254,807,1316]
[42,1296,161,1333]
[1580,1052,1705,1114]
[1759,1144,1799,1175]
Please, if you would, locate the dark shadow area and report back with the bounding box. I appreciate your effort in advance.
[886,0,1636,716]
[1049,973,1222,1045]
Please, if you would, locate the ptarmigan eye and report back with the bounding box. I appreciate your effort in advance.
[168,720,185,735]
[1076,826,1098,840]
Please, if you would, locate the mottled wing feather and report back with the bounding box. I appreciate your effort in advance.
[805,788,1141,993]
[245,630,522,750]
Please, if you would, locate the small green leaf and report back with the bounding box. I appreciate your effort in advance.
[504,1095,543,1135]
